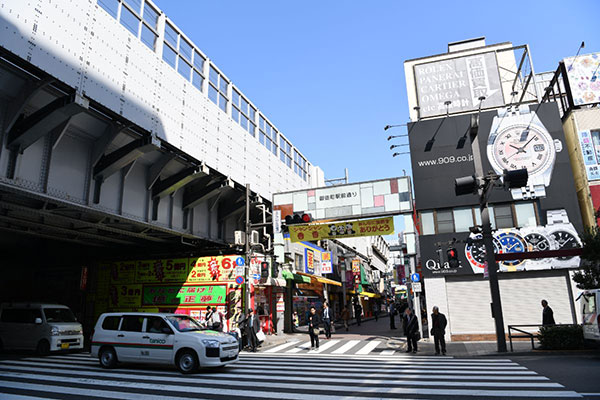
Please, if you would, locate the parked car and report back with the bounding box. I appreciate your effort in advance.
[91,312,239,373]
[0,303,83,354]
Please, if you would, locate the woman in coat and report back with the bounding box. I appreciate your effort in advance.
[308,306,321,349]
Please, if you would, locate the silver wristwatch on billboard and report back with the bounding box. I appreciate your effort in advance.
[486,106,562,200]
[546,209,581,266]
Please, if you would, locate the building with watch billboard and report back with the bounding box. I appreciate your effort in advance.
[403,37,584,341]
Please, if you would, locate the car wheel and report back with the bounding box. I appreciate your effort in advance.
[36,340,50,356]
[176,350,198,374]
[99,347,118,369]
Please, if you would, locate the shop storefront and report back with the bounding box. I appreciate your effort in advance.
[92,255,246,331]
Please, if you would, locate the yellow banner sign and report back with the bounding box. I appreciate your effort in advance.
[136,258,190,283]
[188,255,241,282]
[289,217,394,242]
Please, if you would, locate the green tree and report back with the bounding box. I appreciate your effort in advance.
[573,227,600,289]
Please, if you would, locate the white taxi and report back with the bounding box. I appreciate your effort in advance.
[91,312,239,373]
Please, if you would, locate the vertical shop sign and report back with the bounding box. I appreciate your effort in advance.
[305,248,315,274]
[321,252,333,274]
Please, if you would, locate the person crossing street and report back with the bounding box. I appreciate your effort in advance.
[403,308,419,353]
[308,306,321,349]
[322,302,333,339]
[431,306,447,355]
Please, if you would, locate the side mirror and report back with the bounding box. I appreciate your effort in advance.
[34,318,42,324]
[162,327,173,334]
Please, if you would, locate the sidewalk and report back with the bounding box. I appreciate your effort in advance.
[257,315,600,357]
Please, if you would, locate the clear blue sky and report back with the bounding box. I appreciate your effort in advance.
[154,0,597,236]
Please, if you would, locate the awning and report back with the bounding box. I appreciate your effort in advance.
[296,272,342,287]
[282,270,311,283]
[348,290,381,298]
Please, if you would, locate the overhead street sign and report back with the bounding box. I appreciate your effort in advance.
[288,217,394,243]
[273,177,413,223]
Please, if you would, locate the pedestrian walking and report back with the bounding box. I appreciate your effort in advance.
[374,300,380,321]
[245,308,260,352]
[293,311,299,328]
[341,305,350,331]
[233,307,245,351]
[388,300,397,330]
[308,306,320,349]
[211,307,223,331]
[403,308,419,353]
[322,302,333,339]
[430,306,447,355]
[541,299,556,326]
[204,306,214,329]
[354,301,363,326]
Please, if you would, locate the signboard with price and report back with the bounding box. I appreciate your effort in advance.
[136,258,189,283]
[188,255,240,282]
[142,284,227,306]
[288,217,394,243]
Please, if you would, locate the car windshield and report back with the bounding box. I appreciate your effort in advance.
[166,315,204,332]
[43,308,76,322]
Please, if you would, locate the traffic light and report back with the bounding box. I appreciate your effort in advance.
[260,261,269,278]
[447,247,459,268]
[284,213,313,225]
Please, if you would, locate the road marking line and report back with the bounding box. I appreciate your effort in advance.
[264,340,300,353]
[355,340,382,355]
[285,341,312,353]
[380,350,396,355]
[309,339,340,353]
[332,339,361,354]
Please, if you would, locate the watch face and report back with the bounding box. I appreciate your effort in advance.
[524,233,551,251]
[465,235,502,270]
[490,124,554,176]
[495,231,526,267]
[549,230,580,260]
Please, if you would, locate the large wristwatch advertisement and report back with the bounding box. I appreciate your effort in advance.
[487,106,563,200]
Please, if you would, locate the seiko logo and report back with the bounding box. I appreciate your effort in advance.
[149,338,166,344]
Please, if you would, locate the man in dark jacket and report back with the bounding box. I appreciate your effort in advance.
[245,308,260,352]
[354,301,363,326]
[541,300,556,326]
[321,302,333,339]
[430,306,447,355]
[308,306,321,349]
[403,308,419,353]
[388,300,396,330]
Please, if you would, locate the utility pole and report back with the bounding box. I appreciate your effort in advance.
[245,183,251,318]
[470,112,507,353]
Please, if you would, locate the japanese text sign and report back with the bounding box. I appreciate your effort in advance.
[188,255,241,282]
[142,284,226,306]
[288,217,394,243]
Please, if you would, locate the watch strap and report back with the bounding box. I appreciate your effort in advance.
[547,209,569,225]
[511,184,546,200]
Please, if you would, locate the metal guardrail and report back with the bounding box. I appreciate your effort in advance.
[507,324,575,352]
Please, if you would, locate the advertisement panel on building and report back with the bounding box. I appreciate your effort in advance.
[413,52,505,118]
[409,102,583,277]
[564,53,600,106]
[288,217,394,242]
[578,130,600,181]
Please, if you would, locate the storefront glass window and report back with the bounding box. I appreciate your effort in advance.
[453,207,473,232]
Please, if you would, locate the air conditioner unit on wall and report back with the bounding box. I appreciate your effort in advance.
[234,231,245,245]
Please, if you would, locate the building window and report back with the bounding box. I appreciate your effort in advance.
[142,3,159,30]
[140,24,157,50]
[193,51,205,72]
[164,23,178,48]
[259,116,278,155]
[280,137,292,168]
[97,0,118,18]
[177,57,191,80]
[515,202,537,227]
[436,210,454,234]
[488,207,496,230]
[179,39,192,61]
[453,207,473,233]
[294,253,304,272]
[208,84,218,104]
[192,70,203,91]
[122,0,141,14]
[162,43,176,68]
[119,5,140,36]
[208,66,228,111]
[493,204,513,229]
[294,150,307,181]
[421,211,435,235]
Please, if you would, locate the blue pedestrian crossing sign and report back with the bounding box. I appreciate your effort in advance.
[236,257,245,266]
[411,273,420,282]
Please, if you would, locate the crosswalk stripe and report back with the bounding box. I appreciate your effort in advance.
[380,350,395,355]
[331,339,361,354]
[235,359,524,369]
[309,339,340,354]
[264,340,300,353]
[355,341,382,355]
[0,371,581,398]
[0,359,550,381]
[286,341,312,353]
[0,364,563,388]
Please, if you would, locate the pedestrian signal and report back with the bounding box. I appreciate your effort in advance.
[260,261,269,278]
[447,247,460,268]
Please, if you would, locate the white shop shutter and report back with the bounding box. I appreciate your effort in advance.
[446,271,573,336]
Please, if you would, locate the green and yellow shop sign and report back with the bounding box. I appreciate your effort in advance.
[188,255,241,282]
[136,258,190,283]
[142,284,226,306]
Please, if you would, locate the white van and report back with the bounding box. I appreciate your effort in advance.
[91,312,239,373]
[580,289,600,343]
[0,303,84,354]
